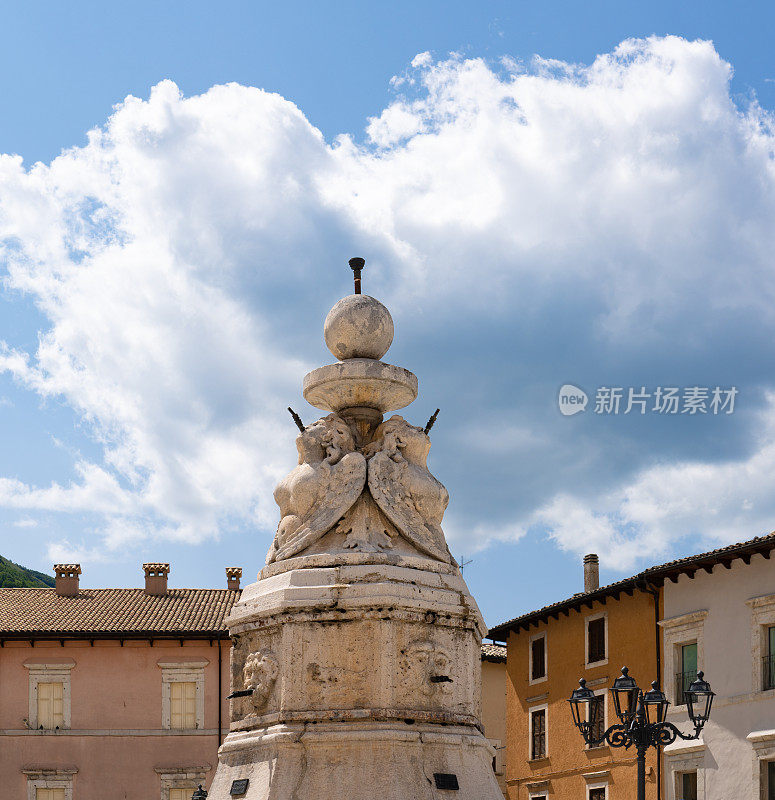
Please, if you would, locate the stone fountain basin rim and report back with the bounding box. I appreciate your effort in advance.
[303,359,418,413]
[229,707,482,733]
[219,720,495,751]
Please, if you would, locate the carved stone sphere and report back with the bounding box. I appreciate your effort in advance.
[324,294,394,361]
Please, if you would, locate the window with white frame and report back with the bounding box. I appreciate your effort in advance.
[659,610,707,705]
[677,642,698,705]
[158,660,207,731]
[529,632,547,683]
[747,594,775,692]
[585,612,608,667]
[664,739,705,800]
[24,661,75,730]
[23,768,76,800]
[748,730,775,799]
[588,785,607,800]
[529,704,547,760]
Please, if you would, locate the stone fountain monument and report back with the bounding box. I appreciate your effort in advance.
[208,260,502,799]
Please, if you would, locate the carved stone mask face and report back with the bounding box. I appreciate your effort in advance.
[400,641,452,696]
[243,651,279,702]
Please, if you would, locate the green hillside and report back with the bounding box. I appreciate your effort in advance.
[0,556,55,588]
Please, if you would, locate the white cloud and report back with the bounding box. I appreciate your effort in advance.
[1,38,775,570]
[411,52,433,69]
[47,539,110,566]
[534,398,775,569]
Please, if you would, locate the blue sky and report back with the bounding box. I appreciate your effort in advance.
[1,2,775,627]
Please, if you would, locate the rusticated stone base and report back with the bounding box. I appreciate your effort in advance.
[207,721,502,799]
[210,559,501,798]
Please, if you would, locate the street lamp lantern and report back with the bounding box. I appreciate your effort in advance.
[568,678,596,731]
[685,671,714,728]
[191,786,208,800]
[568,666,713,800]
[610,666,639,722]
[642,681,669,725]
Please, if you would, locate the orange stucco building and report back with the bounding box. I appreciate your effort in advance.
[489,555,662,800]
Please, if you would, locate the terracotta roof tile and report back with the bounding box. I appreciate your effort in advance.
[643,532,775,575]
[489,530,775,641]
[480,643,506,662]
[0,588,240,637]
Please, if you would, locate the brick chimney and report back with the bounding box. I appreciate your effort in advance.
[54,564,81,596]
[143,563,170,596]
[226,567,242,591]
[584,553,599,593]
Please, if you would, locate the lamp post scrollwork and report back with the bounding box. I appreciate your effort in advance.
[568,666,714,800]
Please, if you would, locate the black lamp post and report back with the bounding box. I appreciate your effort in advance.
[191,786,208,800]
[569,666,714,800]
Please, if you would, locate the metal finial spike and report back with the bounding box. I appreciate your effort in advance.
[349,257,365,294]
[424,408,440,435]
[287,407,305,432]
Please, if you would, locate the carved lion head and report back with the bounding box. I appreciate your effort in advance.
[242,650,279,708]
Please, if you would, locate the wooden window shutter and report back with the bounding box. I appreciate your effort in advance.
[36,790,65,800]
[588,617,606,663]
[531,637,546,680]
[530,709,546,759]
[170,681,197,729]
[37,681,64,729]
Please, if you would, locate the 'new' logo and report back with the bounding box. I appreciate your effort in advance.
[558,384,588,416]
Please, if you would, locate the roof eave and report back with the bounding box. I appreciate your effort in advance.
[0,630,231,641]
[488,534,775,641]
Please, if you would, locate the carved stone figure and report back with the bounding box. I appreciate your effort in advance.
[399,640,453,698]
[243,650,279,714]
[366,416,452,564]
[267,414,366,563]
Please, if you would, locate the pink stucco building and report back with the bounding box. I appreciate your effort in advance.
[0,563,240,800]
